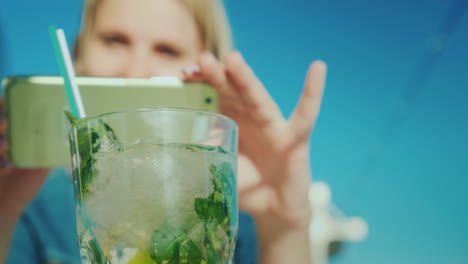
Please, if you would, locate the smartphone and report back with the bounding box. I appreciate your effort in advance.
[3,76,218,168]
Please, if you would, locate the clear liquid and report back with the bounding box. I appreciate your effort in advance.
[75,141,237,264]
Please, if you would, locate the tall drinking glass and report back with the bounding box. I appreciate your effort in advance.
[68,108,238,264]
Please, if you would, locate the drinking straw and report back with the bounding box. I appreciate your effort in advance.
[49,26,86,118]
[49,26,104,261]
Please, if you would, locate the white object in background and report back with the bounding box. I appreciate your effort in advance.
[309,182,368,264]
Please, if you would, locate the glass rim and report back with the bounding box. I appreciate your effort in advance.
[76,107,238,128]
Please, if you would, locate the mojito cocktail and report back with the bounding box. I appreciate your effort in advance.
[68,109,238,264]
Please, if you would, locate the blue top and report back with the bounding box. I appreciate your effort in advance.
[6,169,258,264]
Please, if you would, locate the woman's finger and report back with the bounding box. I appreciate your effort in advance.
[289,61,327,139]
[181,64,205,83]
[0,98,9,169]
[0,139,11,171]
[0,116,6,137]
[197,51,230,95]
[224,51,283,124]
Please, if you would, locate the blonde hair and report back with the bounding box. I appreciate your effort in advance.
[74,0,233,60]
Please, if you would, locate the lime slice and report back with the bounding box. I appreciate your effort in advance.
[128,250,155,264]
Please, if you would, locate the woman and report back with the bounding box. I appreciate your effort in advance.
[0,0,327,263]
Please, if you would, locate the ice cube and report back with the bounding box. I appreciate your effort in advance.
[187,221,206,246]
[213,225,231,260]
[99,131,122,153]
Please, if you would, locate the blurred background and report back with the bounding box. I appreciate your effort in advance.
[1,0,467,263]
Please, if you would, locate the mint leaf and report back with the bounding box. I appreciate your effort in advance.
[207,162,236,229]
[182,144,216,152]
[150,221,202,264]
[216,162,237,229]
[179,235,203,264]
[150,221,183,262]
[65,111,81,126]
[149,160,236,264]
[206,247,221,264]
[192,161,237,263]
[66,111,121,196]
[194,197,226,226]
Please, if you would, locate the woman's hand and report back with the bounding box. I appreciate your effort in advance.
[185,51,327,264]
[0,98,49,222]
[0,98,50,262]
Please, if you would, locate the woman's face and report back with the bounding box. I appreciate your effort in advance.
[75,0,203,78]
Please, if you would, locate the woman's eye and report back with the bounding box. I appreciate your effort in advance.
[101,34,128,46]
[155,45,180,57]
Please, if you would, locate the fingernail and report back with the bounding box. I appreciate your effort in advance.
[0,158,10,168]
[183,64,201,76]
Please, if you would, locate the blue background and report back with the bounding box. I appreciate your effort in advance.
[1,0,467,263]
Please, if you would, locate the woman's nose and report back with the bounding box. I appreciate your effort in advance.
[122,49,156,78]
